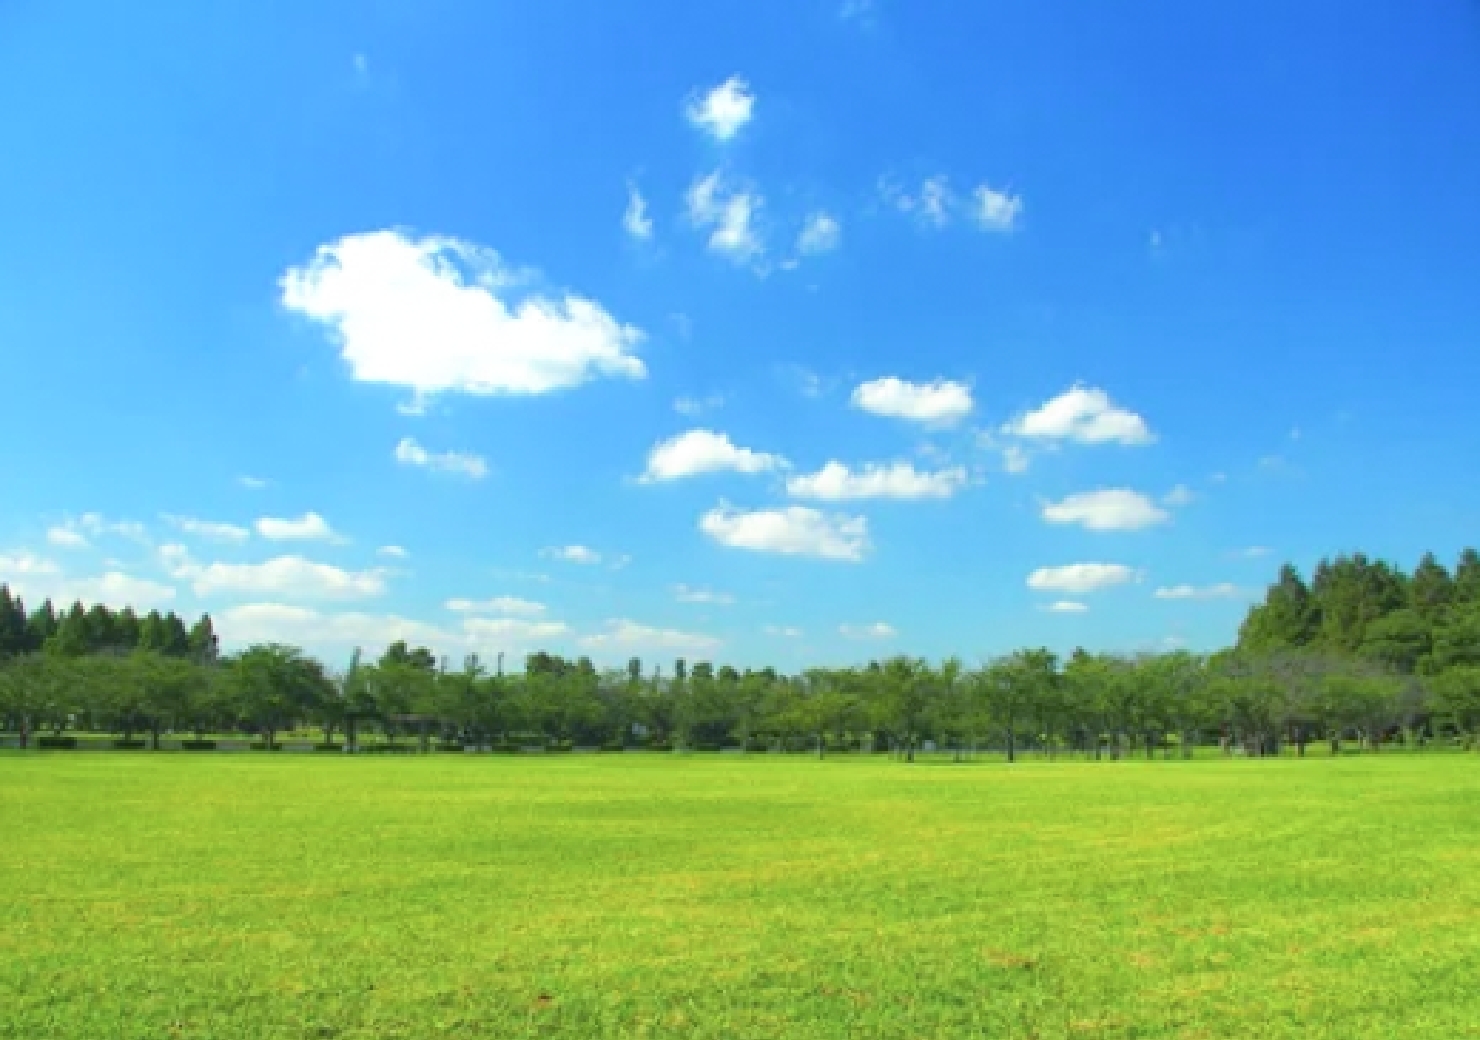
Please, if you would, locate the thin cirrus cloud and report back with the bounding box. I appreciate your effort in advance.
[279,230,646,408]
[394,437,489,480]
[1005,384,1154,446]
[623,182,654,241]
[48,514,148,549]
[162,514,251,544]
[786,461,967,501]
[1043,600,1089,614]
[673,584,735,606]
[580,619,721,654]
[687,171,764,266]
[542,545,603,566]
[642,429,787,482]
[852,377,974,425]
[445,596,547,616]
[46,526,89,549]
[700,503,869,562]
[840,622,897,640]
[1155,584,1244,601]
[1042,490,1169,532]
[797,212,841,255]
[1026,563,1136,595]
[378,545,409,559]
[685,76,755,141]
[974,184,1024,231]
[255,512,342,543]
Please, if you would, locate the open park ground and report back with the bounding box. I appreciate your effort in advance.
[2,754,1478,1039]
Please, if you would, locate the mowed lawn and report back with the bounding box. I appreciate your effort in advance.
[2,755,1478,1039]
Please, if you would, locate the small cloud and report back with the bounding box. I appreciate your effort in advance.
[687,171,765,267]
[162,514,251,544]
[840,622,896,640]
[685,76,755,141]
[580,619,721,654]
[1290,427,1302,441]
[1209,472,1228,484]
[542,545,602,566]
[763,624,803,638]
[1005,384,1154,446]
[700,503,869,562]
[852,377,973,426]
[47,526,89,550]
[394,437,489,480]
[237,476,271,491]
[673,584,735,606]
[256,512,343,543]
[797,212,841,255]
[1001,445,1031,475]
[641,429,787,482]
[673,395,724,418]
[0,551,61,577]
[839,0,876,23]
[623,181,654,241]
[1154,583,1245,601]
[1163,485,1197,507]
[1027,563,1135,595]
[786,461,967,501]
[1043,600,1089,614]
[352,53,369,76]
[1042,490,1169,532]
[1243,546,1271,559]
[378,545,409,559]
[973,184,1023,232]
[445,596,547,617]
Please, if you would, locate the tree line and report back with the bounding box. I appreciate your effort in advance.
[2,549,1479,757]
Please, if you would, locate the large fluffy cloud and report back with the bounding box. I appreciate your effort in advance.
[786,461,966,501]
[255,512,341,543]
[1005,385,1154,445]
[852,377,973,425]
[1042,490,1169,532]
[280,230,646,403]
[642,429,787,482]
[218,604,568,658]
[1026,563,1135,595]
[161,547,386,601]
[700,504,869,562]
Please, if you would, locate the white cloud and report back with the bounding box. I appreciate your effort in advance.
[579,619,721,654]
[974,184,1023,232]
[0,552,61,578]
[445,596,547,617]
[852,377,973,425]
[839,0,875,23]
[394,437,489,480]
[542,545,602,566]
[700,504,869,562]
[687,172,765,266]
[1027,563,1136,595]
[238,476,271,491]
[1001,445,1031,475]
[162,514,251,544]
[218,603,567,658]
[763,624,803,638]
[673,395,723,417]
[1154,584,1244,601]
[1005,385,1154,446]
[256,512,342,543]
[378,545,409,559]
[1042,490,1169,532]
[68,572,177,609]
[46,527,89,549]
[840,622,896,640]
[673,584,735,606]
[797,212,841,255]
[685,76,755,141]
[280,230,646,405]
[1242,546,1271,559]
[168,551,386,601]
[642,429,787,482]
[1163,485,1197,507]
[1043,600,1089,614]
[623,182,654,241]
[786,461,967,501]
[883,176,954,227]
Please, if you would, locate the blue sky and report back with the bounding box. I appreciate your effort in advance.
[3,0,1479,669]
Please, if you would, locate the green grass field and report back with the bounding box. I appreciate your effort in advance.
[2,755,1477,1039]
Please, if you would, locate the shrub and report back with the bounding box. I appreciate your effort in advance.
[547,741,573,754]
[600,742,625,753]
[249,742,281,752]
[312,744,343,753]
[113,739,148,750]
[37,736,77,750]
[436,743,466,753]
[491,743,518,755]
[180,740,217,751]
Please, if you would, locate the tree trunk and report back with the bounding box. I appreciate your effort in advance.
[1006,726,1015,764]
[150,724,161,751]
